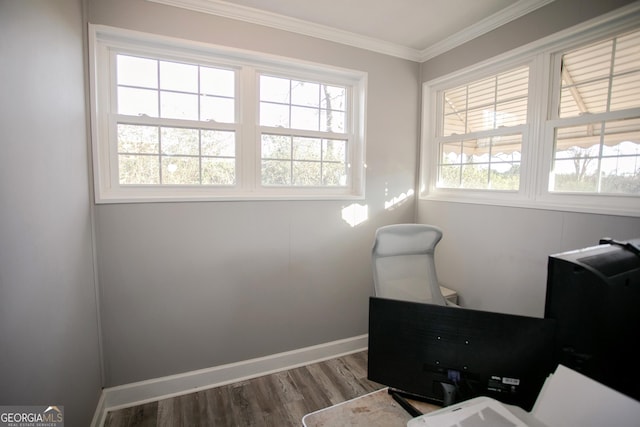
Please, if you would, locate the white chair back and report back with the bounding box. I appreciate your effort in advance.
[372,224,447,306]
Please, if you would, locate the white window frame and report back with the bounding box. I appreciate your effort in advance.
[422,56,540,205]
[88,25,367,203]
[420,3,640,217]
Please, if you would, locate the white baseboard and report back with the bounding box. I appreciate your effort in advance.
[91,334,368,427]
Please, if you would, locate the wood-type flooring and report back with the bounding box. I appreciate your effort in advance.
[103,350,384,426]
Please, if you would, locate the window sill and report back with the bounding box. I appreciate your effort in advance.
[419,191,640,218]
[95,190,366,204]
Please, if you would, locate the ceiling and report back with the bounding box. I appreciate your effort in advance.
[149,0,555,61]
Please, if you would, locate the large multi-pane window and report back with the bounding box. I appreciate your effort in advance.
[422,11,640,216]
[89,25,366,202]
[115,55,237,186]
[436,67,529,191]
[258,75,349,187]
[549,29,640,195]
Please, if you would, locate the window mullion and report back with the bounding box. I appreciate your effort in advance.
[197,66,203,186]
[113,113,238,131]
[606,37,617,113]
[596,121,605,193]
[546,107,640,128]
[464,86,469,133]
[289,134,294,186]
[156,60,161,120]
[529,52,550,200]
[240,66,257,192]
[493,75,499,130]
[259,126,346,140]
[437,125,527,143]
[198,129,203,185]
[158,125,164,184]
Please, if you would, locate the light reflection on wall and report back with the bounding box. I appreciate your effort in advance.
[385,189,414,210]
[341,203,369,227]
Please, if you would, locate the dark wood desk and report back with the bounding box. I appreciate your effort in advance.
[302,388,440,426]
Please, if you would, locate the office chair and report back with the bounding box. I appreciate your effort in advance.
[372,223,456,306]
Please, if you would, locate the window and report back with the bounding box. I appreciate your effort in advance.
[89,25,366,203]
[548,30,640,195]
[115,55,237,186]
[437,66,529,191]
[421,5,640,216]
[258,75,349,187]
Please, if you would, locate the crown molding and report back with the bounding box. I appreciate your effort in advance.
[418,0,556,62]
[147,0,554,63]
[147,0,422,60]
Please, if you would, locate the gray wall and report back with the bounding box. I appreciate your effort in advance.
[418,203,640,316]
[87,0,421,386]
[0,0,102,425]
[418,0,640,317]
